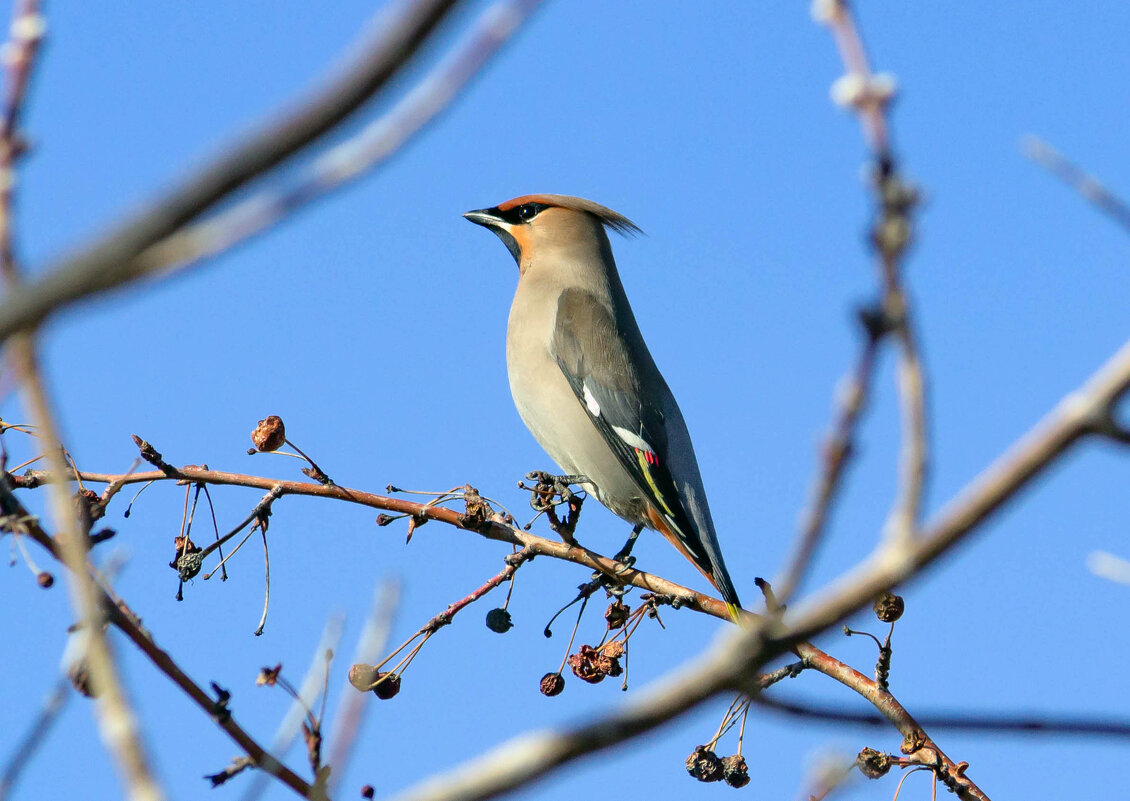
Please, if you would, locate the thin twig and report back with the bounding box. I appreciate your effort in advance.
[324,580,400,797]
[239,616,345,801]
[755,693,1130,737]
[4,489,313,797]
[1023,135,1130,233]
[0,2,163,796]
[777,328,881,604]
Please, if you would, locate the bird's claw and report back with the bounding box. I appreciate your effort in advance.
[520,471,588,511]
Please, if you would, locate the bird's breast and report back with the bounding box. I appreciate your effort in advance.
[506,285,647,524]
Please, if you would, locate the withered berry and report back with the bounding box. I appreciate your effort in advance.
[873,592,905,623]
[372,672,401,700]
[604,600,630,630]
[348,663,380,692]
[567,645,605,684]
[539,672,565,696]
[856,747,891,779]
[722,754,750,788]
[251,416,286,452]
[685,745,724,782]
[485,607,513,633]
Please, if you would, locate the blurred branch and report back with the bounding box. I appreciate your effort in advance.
[784,334,1130,647]
[777,318,881,604]
[0,677,67,801]
[1023,135,1130,233]
[143,0,546,279]
[757,693,1130,738]
[239,616,345,801]
[816,0,928,551]
[0,3,164,798]
[0,481,313,799]
[0,0,465,337]
[324,580,401,797]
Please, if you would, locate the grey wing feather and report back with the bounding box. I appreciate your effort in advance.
[551,287,741,609]
[551,291,715,564]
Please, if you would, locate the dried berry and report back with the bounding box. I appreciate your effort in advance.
[873,592,905,623]
[371,672,401,700]
[251,416,286,452]
[361,786,375,800]
[485,607,513,633]
[602,640,625,659]
[539,672,565,696]
[348,663,380,692]
[567,645,605,684]
[722,754,750,788]
[175,551,203,581]
[604,599,630,630]
[170,536,203,580]
[36,571,54,588]
[685,745,724,782]
[856,747,891,779]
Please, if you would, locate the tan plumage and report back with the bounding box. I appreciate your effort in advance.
[464,195,742,621]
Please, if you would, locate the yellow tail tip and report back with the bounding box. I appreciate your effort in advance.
[725,602,744,625]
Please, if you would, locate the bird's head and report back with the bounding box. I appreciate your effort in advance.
[463,194,641,271]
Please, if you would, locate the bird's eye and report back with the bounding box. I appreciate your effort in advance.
[518,203,540,221]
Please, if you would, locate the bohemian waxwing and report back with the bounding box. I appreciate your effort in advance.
[464,194,742,622]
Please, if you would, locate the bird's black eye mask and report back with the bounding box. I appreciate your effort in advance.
[493,202,548,225]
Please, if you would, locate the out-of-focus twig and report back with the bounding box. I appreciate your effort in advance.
[756,693,1130,738]
[0,0,548,341]
[324,580,401,797]
[142,0,546,279]
[239,616,345,801]
[0,482,313,798]
[777,324,881,604]
[0,3,164,798]
[1023,135,1130,233]
[815,0,928,553]
[0,677,68,801]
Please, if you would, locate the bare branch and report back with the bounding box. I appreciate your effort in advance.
[324,580,401,797]
[0,483,313,798]
[784,336,1130,644]
[141,0,546,281]
[0,3,164,796]
[777,321,881,603]
[0,0,464,337]
[757,693,1130,738]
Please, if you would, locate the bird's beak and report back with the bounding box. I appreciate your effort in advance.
[462,208,503,228]
[463,206,522,266]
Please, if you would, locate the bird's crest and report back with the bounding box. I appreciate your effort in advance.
[497,194,643,236]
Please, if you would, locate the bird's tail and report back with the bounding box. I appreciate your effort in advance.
[725,602,745,626]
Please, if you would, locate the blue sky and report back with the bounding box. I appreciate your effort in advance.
[3,2,1130,799]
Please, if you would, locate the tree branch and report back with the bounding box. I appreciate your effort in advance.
[0,0,465,337]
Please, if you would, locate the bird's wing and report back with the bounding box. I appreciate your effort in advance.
[550,287,713,569]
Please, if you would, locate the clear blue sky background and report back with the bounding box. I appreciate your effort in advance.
[3,2,1129,799]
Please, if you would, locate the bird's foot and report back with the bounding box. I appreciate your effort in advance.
[519,471,588,510]
[518,471,588,543]
[611,524,643,567]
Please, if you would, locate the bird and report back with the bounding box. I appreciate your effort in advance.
[463,194,743,623]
